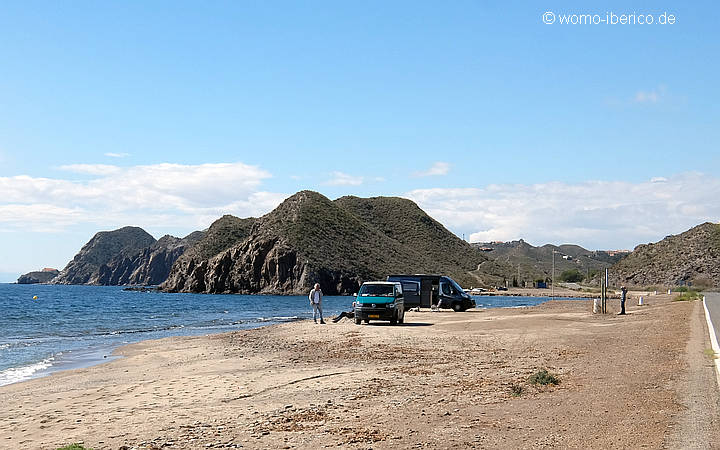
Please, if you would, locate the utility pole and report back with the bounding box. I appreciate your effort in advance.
[550,250,557,298]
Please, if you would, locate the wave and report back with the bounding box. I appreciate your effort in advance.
[2,318,295,344]
[108,324,187,336]
[0,356,55,387]
[257,316,302,322]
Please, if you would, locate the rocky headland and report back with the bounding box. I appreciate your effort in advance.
[17,268,59,284]
[52,227,203,286]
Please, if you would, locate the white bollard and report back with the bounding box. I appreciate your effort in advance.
[654,290,657,295]
[593,298,600,314]
[638,296,644,306]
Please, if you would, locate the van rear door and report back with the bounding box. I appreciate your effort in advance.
[420,278,433,308]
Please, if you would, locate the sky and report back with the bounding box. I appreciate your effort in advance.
[1,1,718,281]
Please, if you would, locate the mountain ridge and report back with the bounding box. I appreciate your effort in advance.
[472,239,626,285]
[610,222,720,287]
[161,191,509,294]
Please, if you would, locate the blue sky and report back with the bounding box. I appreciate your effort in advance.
[1,1,718,281]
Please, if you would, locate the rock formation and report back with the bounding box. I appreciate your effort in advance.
[17,268,59,284]
[53,227,203,286]
[161,215,256,292]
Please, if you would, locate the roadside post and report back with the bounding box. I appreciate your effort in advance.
[605,268,609,314]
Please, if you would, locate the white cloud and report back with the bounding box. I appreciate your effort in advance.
[634,91,659,103]
[59,164,123,175]
[0,204,85,232]
[633,85,667,104]
[414,162,450,177]
[326,171,363,186]
[104,152,130,158]
[404,173,720,250]
[0,162,285,232]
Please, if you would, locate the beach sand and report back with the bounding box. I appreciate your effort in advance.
[1,293,719,449]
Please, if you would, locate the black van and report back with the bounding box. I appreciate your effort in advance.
[386,274,475,312]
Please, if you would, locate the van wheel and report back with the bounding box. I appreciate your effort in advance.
[355,316,361,325]
[452,302,463,312]
[390,311,398,325]
[398,309,405,324]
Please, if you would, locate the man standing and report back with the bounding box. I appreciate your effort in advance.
[619,286,628,315]
[309,283,325,324]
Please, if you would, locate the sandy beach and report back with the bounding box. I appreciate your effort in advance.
[1,293,719,449]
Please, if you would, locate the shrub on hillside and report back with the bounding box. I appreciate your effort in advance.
[559,269,584,283]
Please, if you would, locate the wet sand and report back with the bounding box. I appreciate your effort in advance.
[1,292,719,449]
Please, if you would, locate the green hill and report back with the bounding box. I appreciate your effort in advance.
[162,191,508,294]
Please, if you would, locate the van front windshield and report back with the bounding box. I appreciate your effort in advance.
[358,284,394,297]
[443,277,464,295]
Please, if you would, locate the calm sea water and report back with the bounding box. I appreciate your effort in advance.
[0,284,582,386]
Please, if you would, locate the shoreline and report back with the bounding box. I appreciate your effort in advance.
[0,345,120,388]
[0,295,587,388]
[0,319,300,388]
[3,292,718,448]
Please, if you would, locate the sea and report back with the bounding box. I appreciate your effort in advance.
[0,284,581,386]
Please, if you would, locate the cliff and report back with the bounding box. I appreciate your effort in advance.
[162,191,507,295]
[161,215,256,292]
[53,227,203,286]
[610,222,720,287]
[95,232,205,285]
[17,269,59,284]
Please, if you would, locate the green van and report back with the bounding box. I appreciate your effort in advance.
[354,281,405,325]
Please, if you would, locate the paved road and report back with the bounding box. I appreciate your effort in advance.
[704,292,720,393]
[705,292,720,346]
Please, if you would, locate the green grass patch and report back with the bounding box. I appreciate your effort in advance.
[673,290,702,301]
[57,445,92,450]
[528,369,560,386]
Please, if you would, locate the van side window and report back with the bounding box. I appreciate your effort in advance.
[401,282,419,293]
[441,282,452,296]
